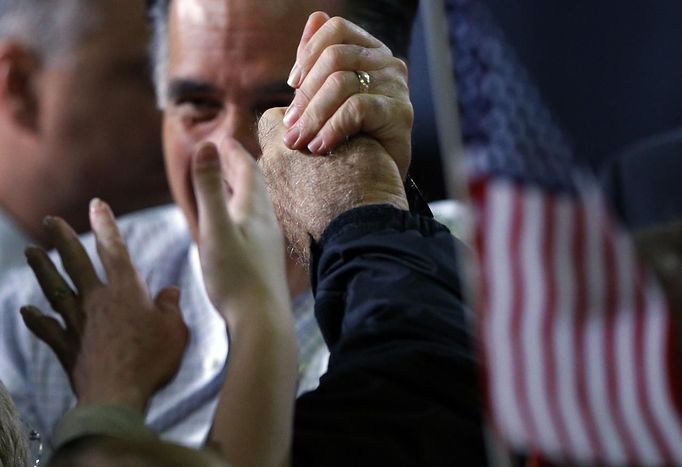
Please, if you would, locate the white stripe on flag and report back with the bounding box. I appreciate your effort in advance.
[487,182,525,445]
[521,188,560,452]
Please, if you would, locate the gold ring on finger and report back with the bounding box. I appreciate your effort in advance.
[355,70,371,94]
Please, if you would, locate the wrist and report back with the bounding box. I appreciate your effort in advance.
[217,290,293,333]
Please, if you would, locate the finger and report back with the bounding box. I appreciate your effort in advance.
[288,11,330,88]
[293,16,387,89]
[20,306,74,372]
[192,142,235,243]
[285,67,407,151]
[44,216,101,293]
[283,45,402,129]
[307,94,413,177]
[25,246,83,331]
[89,199,138,285]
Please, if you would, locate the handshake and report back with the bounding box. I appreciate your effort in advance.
[21,108,409,466]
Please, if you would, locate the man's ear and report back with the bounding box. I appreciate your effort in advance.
[0,41,41,135]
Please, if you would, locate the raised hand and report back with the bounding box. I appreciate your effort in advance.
[283,11,413,179]
[21,200,188,412]
[190,139,297,467]
[259,107,408,266]
[191,139,290,325]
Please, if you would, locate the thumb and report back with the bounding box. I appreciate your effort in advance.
[154,286,181,311]
[192,142,235,247]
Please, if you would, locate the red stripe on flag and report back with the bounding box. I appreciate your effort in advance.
[471,180,493,421]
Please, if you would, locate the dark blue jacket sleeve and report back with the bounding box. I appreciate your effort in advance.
[293,205,487,466]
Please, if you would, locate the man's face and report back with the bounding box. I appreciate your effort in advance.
[39,0,168,226]
[162,0,341,238]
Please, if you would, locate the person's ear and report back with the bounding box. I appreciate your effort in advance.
[0,41,41,135]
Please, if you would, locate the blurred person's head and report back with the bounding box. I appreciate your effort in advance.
[0,380,28,467]
[147,0,418,239]
[0,0,168,244]
[47,436,227,467]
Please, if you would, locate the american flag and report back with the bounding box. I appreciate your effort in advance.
[469,149,682,464]
[419,0,682,462]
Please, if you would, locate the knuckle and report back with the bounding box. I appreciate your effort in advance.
[379,42,393,56]
[394,58,409,80]
[346,94,367,117]
[257,108,284,148]
[322,44,347,70]
[295,87,313,106]
[398,101,414,128]
[327,16,348,32]
[328,70,348,93]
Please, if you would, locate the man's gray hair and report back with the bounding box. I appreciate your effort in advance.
[0,0,99,63]
[146,0,418,108]
[0,381,28,467]
[148,0,170,107]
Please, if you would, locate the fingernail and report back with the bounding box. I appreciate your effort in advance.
[194,143,219,166]
[89,198,103,213]
[284,126,301,148]
[24,245,39,258]
[20,306,38,320]
[166,287,181,304]
[287,62,301,88]
[283,105,300,128]
[308,135,324,154]
[42,216,53,228]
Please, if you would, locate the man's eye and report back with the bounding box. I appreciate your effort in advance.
[175,97,222,123]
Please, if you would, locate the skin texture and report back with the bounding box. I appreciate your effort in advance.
[259,107,408,265]
[283,13,412,178]
[0,0,168,244]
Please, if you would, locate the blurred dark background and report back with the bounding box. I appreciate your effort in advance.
[408,1,682,206]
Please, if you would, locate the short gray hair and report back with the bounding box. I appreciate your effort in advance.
[146,0,418,108]
[0,381,28,467]
[148,0,170,107]
[0,0,98,64]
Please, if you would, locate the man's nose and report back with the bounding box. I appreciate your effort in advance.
[214,107,261,159]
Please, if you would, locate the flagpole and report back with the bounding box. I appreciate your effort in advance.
[419,0,467,202]
[418,2,511,466]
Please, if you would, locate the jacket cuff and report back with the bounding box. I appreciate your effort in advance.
[52,404,157,450]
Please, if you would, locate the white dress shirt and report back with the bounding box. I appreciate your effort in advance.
[0,209,32,279]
